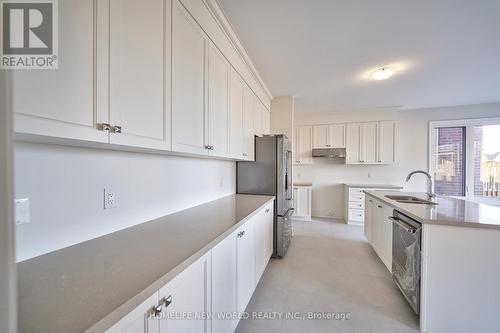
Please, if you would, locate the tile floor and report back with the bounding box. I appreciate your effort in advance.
[235,218,420,333]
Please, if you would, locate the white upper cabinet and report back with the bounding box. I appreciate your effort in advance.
[346,123,362,164]
[253,98,270,137]
[108,0,170,150]
[13,0,270,161]
[242,84,255,160]
[207,43,230,158]
[346,121,395,165]
[330,123,346,148]
[312,125,329,148]
[362,122,378,164]
[172,0,208,155]
[378,121,395,164]
[312,124,345,148]
[294,126,313,165]
[229,68,245,159]
[13,0,108,143]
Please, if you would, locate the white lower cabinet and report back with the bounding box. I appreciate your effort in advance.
[106,293,159,333]
[158,254,211,333]
[365,197,393,271]
[292,186,312,221]
[107,202,273,333]
[236,221,256,314]
[254,203,273,282]
[212,231,238,333]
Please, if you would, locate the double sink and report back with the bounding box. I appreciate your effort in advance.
[385,195,438,205]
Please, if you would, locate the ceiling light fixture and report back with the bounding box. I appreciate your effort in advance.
[372,67,395,80]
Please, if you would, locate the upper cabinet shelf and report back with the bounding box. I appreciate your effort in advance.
[12,0,272,162]
[294,121,396,165]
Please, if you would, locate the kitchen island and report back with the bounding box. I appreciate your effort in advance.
[17,194,275,333]
[364,191,500,333]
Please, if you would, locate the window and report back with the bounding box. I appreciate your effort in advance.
[433,127,466,196]
[430,118,500,203]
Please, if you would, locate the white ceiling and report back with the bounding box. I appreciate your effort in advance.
[218,0,500,113]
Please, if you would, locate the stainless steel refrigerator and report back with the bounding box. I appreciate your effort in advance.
[237,135,294,257]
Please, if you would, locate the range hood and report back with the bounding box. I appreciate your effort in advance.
[312,148,346,158]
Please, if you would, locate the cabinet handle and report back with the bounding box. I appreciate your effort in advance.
[377,205,383,208]
[237,230,245,238]
[111,125,122,134]
[151,303,163,317]
[242,152,248,157]
[97,123,111,131]
[161,295,172,308]
[205,145,211,150]
[265,208,270,213]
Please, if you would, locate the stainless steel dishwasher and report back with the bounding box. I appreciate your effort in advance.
[390,210,422,315]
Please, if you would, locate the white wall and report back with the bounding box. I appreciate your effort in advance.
[294,103,500,219]
[0,69,17,333]
[14,143,236,262]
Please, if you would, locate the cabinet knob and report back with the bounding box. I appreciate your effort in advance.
[161,295,172,308]
[97,123,111,131]
[111,125,122,134]
[151,303,163,317]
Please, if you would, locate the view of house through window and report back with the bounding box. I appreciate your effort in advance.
[473,125,500,198]
[431,119,500,201]
[433,127,466,196]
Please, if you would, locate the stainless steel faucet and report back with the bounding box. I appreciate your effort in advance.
[406,170,436,198]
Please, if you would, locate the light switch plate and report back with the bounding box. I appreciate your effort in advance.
[104,189,117,209]
[15,198,30,225]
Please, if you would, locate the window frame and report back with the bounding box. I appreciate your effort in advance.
[429,117,500,204]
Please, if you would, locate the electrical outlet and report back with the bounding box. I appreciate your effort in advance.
[15,198,30,225]
[104,189,117,209]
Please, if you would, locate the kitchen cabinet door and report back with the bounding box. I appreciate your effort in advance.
[264,204,274,259]
[295,126,313,165]
[108,0,170,150]
[106,292,159,333]
[254,209,267,282]
[159,253,211,333]
[236,221,256,313]
[293,186,312,220]
[364,197,374,243]
[380,205,393,271]
[211,231,238,333]
[229,68,244,159]
[346,123,362,164]
[329,124,346,148]
[207,42,230,158]
[242,84,255,160]
[362,122,378,164]
[172,0,209,155]
[312,125,329,148]
[378,121,395,164]
[13,0,108,143]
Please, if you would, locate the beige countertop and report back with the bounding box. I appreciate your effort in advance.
[17,194,275,333]
[343,183,403,189]
[364,191,500,230]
